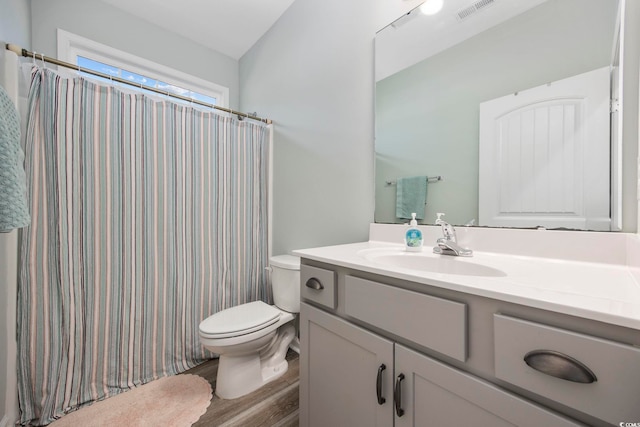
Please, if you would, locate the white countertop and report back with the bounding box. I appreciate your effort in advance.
[293,239,640,331]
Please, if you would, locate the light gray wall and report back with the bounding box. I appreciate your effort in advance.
[239,0,376,256]
[30,0,241,109]
[375,0,618,227]
[0,2,31,424]
[0,0,31,48]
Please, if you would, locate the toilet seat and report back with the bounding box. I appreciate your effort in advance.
[199,301,281,339]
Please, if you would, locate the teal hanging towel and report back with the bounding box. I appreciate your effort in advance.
[395,176,427,220]
[0,84,30,231]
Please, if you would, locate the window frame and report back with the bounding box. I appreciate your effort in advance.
[56,29,229,108]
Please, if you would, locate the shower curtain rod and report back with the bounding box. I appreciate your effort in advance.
[5,43,273,125]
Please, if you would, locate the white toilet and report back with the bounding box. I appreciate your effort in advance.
[198,255,300,399]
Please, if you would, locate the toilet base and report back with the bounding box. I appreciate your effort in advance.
[215,323,296,399]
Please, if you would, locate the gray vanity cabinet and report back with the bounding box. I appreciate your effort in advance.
[299,262,594,427]
[300,302,581,427]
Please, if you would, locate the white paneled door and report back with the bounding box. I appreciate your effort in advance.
[479,67,610,230]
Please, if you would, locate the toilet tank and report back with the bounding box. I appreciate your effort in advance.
[269,255,300,313]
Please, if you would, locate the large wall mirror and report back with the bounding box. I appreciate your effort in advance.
[375,0,623,231]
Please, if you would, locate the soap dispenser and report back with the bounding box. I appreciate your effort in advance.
[405,213,423,252]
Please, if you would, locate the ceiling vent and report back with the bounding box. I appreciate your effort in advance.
[456,0,496,22]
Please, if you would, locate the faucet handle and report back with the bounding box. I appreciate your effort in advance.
[435,213,457,241]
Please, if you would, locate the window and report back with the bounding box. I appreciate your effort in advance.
[57,29,228,107]
[76,56,218,106]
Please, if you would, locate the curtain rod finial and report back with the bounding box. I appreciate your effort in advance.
[5,43,23,56]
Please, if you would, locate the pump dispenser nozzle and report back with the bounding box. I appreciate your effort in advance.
[410,212,417,227]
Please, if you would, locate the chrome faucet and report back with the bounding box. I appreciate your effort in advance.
[433,213,473,257]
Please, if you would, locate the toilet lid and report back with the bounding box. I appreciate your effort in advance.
[269,254,300,270]
[199,301,281,338]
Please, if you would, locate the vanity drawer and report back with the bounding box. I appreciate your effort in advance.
[494,314,640,425]
[344,275,467,361]
[300,265,336,309]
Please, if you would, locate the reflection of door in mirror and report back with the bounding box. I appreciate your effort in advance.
[374,0,620,230]
[479,67,610,230]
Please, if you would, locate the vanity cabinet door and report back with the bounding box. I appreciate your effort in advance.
[394,345,583,427]
[299,303,394,427]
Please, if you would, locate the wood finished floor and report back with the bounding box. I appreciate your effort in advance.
[183,350,299,427]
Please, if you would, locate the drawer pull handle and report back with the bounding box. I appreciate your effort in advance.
[376,364,386,405]
[305,278,324,290]
[524,350,597,384]
[394,373,405,417]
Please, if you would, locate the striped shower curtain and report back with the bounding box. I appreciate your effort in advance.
[17,68,270,425]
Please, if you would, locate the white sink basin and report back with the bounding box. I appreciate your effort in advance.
[360,249,507,277]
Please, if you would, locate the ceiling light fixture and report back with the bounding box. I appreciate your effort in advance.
[420,0,444,15]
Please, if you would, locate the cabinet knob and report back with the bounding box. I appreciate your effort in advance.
[305,277,324,290]
[524,350,597,384]
[394,373,405,417]
[376,364,386,405]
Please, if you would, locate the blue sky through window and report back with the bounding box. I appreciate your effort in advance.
[77,56,218,106]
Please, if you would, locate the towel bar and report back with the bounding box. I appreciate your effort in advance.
[386,176,442,186]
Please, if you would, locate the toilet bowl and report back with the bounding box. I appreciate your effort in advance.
[199,255,300,399]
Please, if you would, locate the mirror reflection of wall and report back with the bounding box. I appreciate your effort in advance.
[375,0,619,229]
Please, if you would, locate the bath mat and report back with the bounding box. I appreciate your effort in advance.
[50,374,212,427]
